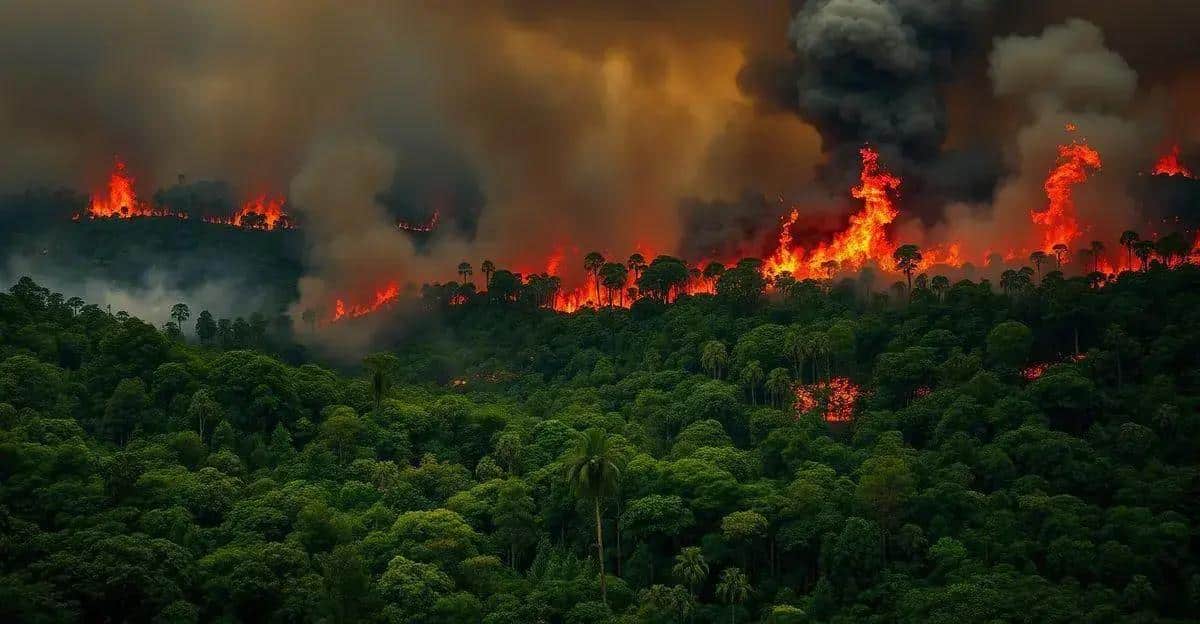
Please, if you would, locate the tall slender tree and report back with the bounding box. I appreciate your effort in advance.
[481,260,495,289]
[892,244,922,294]
[716,568,751,624]
[1052,243,1069,269]
[701,340,729,379]
[1119,230,1139,269]
[584,252,606,303]
[1029,251,1048,278]
[564,428,623,605]
[673,547,709,620]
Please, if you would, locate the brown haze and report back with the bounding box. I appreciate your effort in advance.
[2,1,1200,353]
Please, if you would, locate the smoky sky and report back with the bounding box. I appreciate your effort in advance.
[3,0,1200,344]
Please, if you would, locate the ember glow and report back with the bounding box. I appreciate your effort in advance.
[330,283,401,322]
[764,146,902,279]
[794,377,862,423]
[205,195,293,230]
[1152,144,1194,178]
[397,209,440,233]
[76,157,182,220]
[1034,139,1102,251]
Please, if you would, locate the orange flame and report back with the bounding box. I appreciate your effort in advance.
[794,377,861,423]
[330,282,400,322]
[764,146,902,279]
[1034,140,1101,251]
[1152,144,1194,178]
[77,157,182,220]
[205,195,292,230]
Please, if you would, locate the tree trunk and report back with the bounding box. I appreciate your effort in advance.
[615,498,622,577]
[1073,326,1080,357]
[595,499,607,605]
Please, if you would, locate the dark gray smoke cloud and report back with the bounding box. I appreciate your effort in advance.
[782,1,994,182]
[5,0,1200,350]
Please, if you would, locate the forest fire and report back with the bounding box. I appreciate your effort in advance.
[794,377,861,423]
[1152,144,1194,178]
[763,146,902,279]
[204,195,293,230]
[397,209,440,233]
[330,283,400,322]
[75,157,183,221]
[1034,139,1101,252]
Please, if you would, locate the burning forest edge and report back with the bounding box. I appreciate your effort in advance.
[322,137,1200,324]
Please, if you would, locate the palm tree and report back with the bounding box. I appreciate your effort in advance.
[999,270,1015,297]
[1090,240,1105,272]
[584,252,606,303]
[673,547,709,620]
[930,275,950,301]
[600,262,629,306]
[1134,240,1155,270]
[785,330,810,382]
[765,368,792,408]
[627,253,647,281]
[807,332,831,382]
[1119,230,1139,270]
[481,260,495,289]
[716,567,751,624]
[1051,243,1069,269]
[740,361,764,405]
[703,262,726,289]
[564,428,623,605]
[892,244,922,294]
[457,261,473,286]
[363,354,394,416]
[1029,251,1048,278]
[701,340,728,379]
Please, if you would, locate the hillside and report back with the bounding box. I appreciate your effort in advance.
[2,263,1199,623]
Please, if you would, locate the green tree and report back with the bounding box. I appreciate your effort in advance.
[194,310,217,345]
[170,302,190,328]
[318,545,371,624]
[986,320,1033,369]
[892,244,922,294]
[599,262,629,306]
[481,260,495,289]
[721,510,768,571]
[584,251,606,302]
[715,567,750,624]
[363,353,398,416]
[105,377,152,445]
[701,340,729,379]
[494,478,538,569]
[764,367,792,408]
[321,407,363,463]
[673,546,709,609]
[628,253,648,281]
[564,428,623,605]
[739,361,764,405]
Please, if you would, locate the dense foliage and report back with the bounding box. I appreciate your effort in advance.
[2,259,1200,623]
